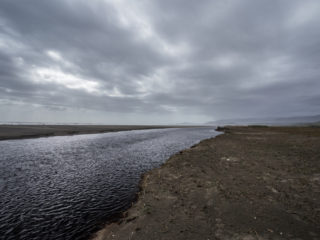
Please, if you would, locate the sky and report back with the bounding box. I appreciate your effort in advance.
[0,0,320,124]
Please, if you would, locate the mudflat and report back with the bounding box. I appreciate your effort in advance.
[0,125,183,140]
[93,126,320,240]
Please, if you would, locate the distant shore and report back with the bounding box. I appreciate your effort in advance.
[93,126,320,240]
[0,125,198,141]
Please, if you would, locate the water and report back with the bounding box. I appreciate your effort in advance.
[0,127,220,240]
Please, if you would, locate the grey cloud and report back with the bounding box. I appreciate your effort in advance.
[0,0,169,86]
[0,0,320,123]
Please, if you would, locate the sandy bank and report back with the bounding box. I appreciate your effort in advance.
[0,125,192,141]
[92,126,320,240]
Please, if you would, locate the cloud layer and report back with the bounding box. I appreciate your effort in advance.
[1,0,320,124]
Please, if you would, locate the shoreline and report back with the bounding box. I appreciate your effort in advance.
[92,126,320,240]
[0,125,200,141]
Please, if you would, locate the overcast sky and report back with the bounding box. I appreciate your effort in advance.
[0,0,320,124]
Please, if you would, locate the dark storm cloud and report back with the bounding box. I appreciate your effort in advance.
[0,0,320,123]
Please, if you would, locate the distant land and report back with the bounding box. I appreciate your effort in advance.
[0,125,196,141]
[206,114,320,126]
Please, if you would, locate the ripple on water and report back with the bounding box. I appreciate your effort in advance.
[0,127,220,240]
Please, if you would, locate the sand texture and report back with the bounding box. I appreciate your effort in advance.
[93,126,320,240]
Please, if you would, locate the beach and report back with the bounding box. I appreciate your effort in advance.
[93,126,320,240]
[0,125,187,141]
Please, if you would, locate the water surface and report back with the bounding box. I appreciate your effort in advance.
[0,127,219,240]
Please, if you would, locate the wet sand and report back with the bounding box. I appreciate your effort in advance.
[93,126,320,240]
[0,125,188,141]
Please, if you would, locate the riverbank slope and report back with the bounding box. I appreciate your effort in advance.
[93,126,320,240]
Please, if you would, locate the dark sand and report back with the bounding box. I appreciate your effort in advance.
[0,125,187,141]
[93,126,320,240]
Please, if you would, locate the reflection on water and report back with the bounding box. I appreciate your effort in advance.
[0,127,219,240]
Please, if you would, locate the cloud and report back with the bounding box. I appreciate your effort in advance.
[0,0,320,124]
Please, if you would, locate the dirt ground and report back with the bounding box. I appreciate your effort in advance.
[92,126,320,240]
